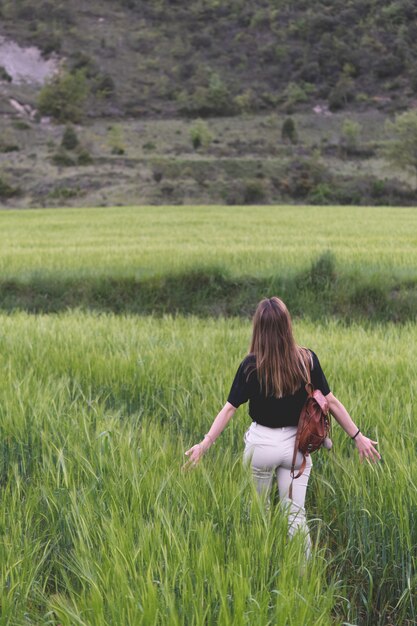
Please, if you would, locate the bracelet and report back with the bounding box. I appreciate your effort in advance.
[204,433,215,445]
[352,429,361,440]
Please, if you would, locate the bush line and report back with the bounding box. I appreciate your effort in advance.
[1,254,416,322]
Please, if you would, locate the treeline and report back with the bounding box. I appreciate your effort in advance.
[0,0,416,117]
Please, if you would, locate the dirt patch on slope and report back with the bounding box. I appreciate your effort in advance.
[0,35,59,85]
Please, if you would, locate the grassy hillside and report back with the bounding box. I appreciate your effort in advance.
[1,1,417,208]
[1,111,416,208]
[1,0,417,118]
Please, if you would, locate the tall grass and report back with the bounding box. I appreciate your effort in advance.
[0,312,415,624]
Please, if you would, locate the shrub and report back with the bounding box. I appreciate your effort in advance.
[191,33,212,49]
[220,182,243,205]
[260,43,279,64]
[0,66,12,82]
[177,62,195,81]
[282,156,328,199]
[371,179,386,200]
[153,169,163,183]
[328,75,355,111]
[243,180,266,204]
[327,180,361,205]
[69,52,99,78]
[93,73,116,99]
[107,125,126,155]
[0,176,18,200]
[20,2,74,24]
[0,174,20,199]
[77,148,93,165]
[283,82,309,108]
[12,120,31,130]
[281,117,298,144]
[61,126,79,151]
[110,146,124,156]
[308,15,338,37]
[39,31,62,57]
[374,54,404,79]
[0,143,19,153]
[339,119,361,156]
[298,62,320,83]
[48,186,81,200]
[190,119,213,150]
[234,89,256,114]
[356,92,370,103]
[385,110,417,179]
[308,183,334,205]
[37,69,88,123]
[367,176,415,205]
[52,145,93,167]
[178,73,236,117]
[51,149,77,167]
[15,3,37,20]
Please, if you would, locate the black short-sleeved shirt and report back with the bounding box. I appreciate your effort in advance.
[227,350,330,427]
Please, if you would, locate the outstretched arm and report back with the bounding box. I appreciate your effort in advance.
[182,401,237,470]
[326,392,381,462]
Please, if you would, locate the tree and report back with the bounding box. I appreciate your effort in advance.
[328,74,355,111]
[177,72,236,117]
[281,117,298,144]
[37,69,88,123]
[61,125,79,150]
[385,110,417,181]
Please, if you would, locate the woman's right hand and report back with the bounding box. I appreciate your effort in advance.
[354,433,381,463]
[182,443,206,471]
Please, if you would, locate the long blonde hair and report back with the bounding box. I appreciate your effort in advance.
[247,297,310,398]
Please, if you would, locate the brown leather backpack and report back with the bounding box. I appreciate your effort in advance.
[289,357,331,499]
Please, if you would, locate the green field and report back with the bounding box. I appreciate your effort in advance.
[0,205,416,625]
[2,205,417,279]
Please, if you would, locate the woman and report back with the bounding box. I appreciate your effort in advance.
[183,297,380,556]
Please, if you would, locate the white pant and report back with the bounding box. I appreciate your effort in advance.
[243,421,312,558]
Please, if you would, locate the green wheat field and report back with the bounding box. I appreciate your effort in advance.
[0,205,416,625]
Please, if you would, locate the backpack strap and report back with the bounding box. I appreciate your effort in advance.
[304,349,314,396]
[289,349,313,499]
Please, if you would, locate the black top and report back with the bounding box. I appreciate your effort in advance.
[227,350,330,427]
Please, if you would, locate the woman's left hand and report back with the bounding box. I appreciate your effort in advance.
[182,442,206,470]
[354,433,381,463]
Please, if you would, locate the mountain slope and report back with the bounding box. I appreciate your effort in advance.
[0,0,416,119]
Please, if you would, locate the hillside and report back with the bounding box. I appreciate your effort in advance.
[1,0,417,119]
[1,0,417,208]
